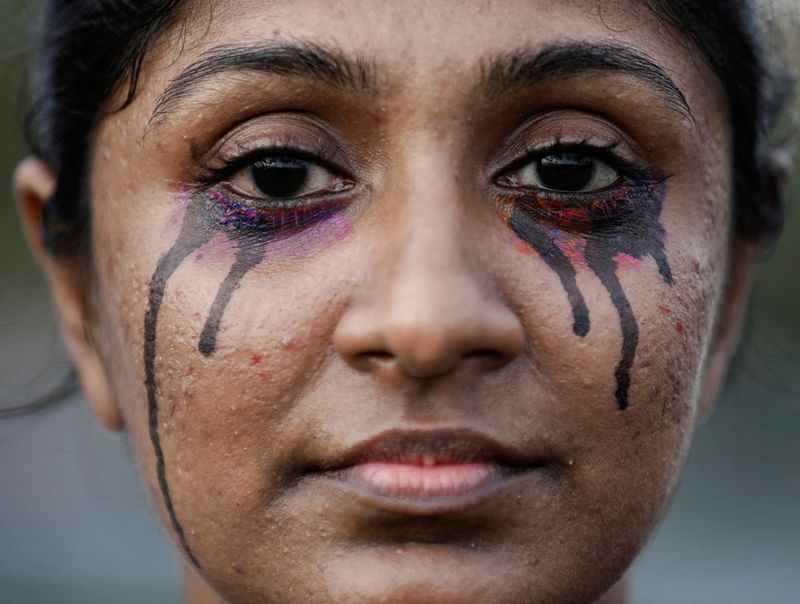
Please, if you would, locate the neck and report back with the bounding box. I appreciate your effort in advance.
[183,564,630,604]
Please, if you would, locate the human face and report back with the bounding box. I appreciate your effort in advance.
[77,0,733,602]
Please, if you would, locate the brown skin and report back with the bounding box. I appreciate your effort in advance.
[16,1,760,602]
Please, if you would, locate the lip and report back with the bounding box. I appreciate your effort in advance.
[303,428,545,514]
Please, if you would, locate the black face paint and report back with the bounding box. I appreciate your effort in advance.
[143,187,341,566]
[144,208,211,568]
[505,171,673,410]
[509,212,590,337]
[198,245,267,356]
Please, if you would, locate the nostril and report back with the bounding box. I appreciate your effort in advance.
[352,350,394,371]
[361,350,393,362]
[464,349,501,358]
[464,349,509,371]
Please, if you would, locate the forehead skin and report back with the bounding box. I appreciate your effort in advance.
[86,1,731,603]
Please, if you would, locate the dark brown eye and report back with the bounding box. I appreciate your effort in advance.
[251,156,309,198]
[226,154,351,200]
[537,154,595,191]
[510,152,619,193]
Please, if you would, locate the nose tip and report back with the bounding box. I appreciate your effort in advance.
[389,321,523,379]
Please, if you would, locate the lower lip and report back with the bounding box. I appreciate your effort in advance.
[344,461,503,501]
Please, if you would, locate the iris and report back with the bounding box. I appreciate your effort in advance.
[251,156,310,198]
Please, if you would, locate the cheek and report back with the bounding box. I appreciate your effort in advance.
[505,205,727,550]
[90,193,353,562]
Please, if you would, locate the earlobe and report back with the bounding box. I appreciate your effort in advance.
[697,241,759,421]
[14,157,124,430]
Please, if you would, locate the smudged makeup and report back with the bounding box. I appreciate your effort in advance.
[496,138,673,410]
[143,143,354,565]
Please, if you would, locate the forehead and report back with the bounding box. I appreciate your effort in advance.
[142,0,714,105]
[201,0,660,54]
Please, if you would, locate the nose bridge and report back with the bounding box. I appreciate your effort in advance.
[385,158,475,327]
[333,142,524,379]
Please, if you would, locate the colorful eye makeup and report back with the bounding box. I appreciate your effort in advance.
[199,145,355,234]
[143,144,356,568]
[497,147,674,410]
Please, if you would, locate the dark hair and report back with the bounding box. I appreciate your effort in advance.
[27,0,188,258]
[26,0,794,259]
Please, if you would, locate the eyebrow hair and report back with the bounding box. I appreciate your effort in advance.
[147,39,694,132]
[483,41,695,121]
[147,41,378,130]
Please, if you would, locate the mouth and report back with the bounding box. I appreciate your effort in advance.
[302,428,545,514]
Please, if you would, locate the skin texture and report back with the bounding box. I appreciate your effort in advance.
[15,0,761,602]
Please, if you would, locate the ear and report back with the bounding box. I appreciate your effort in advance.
[696,239,759,421]
[14,157,124,430]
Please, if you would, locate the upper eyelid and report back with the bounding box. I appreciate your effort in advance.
[493,108,647,169]
[193,112,354,170]
[519,137,630,164]
[199,143,350,185]
[493,140,637,182]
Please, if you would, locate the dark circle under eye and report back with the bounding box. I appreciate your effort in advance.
[251,156,309,198]
[537,153,595,192]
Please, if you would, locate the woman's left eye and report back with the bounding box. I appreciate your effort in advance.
[226,155,350,199]
[507,152,620,193]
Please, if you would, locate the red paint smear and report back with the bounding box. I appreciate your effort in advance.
[553,235,587,267]
[677,320,684,335]
[615,252,642,269]
[658,304,672,315]
[193,236,235,264]
[554,207,591,221]
[516,240,534,254]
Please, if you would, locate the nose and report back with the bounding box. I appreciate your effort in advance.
[333,180,525,380]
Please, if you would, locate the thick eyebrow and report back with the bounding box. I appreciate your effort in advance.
[147,41,378,130]
[483,41,695,121]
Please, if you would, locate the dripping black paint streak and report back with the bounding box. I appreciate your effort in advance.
[508,175,673,410]
[509,212,590,337]
[143,198,272,566]
[144,209,211,567]
[198,245,267,356]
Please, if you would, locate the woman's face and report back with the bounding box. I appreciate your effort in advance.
[45,0,740,602]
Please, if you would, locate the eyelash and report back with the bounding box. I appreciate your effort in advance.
[195,143,354,234]
[499,137,641,183]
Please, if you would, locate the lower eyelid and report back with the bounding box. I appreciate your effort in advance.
[206,189,346,233]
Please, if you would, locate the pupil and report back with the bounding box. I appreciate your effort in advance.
[536,153,595,192]
[251,156,309,198]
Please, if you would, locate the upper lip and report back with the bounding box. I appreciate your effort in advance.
[305,428,544,473]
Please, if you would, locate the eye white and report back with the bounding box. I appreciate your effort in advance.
[515,156,619,192]
[228,161,341,199]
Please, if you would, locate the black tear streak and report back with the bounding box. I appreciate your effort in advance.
[510,211,591,337]
[144,210,211,568]
[198,244,267,356]
[583,251,638,410]
[144,198,273,568]
[509,177,673,410]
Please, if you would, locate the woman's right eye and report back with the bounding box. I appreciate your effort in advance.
[225,154,352,200]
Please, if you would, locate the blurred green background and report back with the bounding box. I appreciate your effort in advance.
[0,2,798,603]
